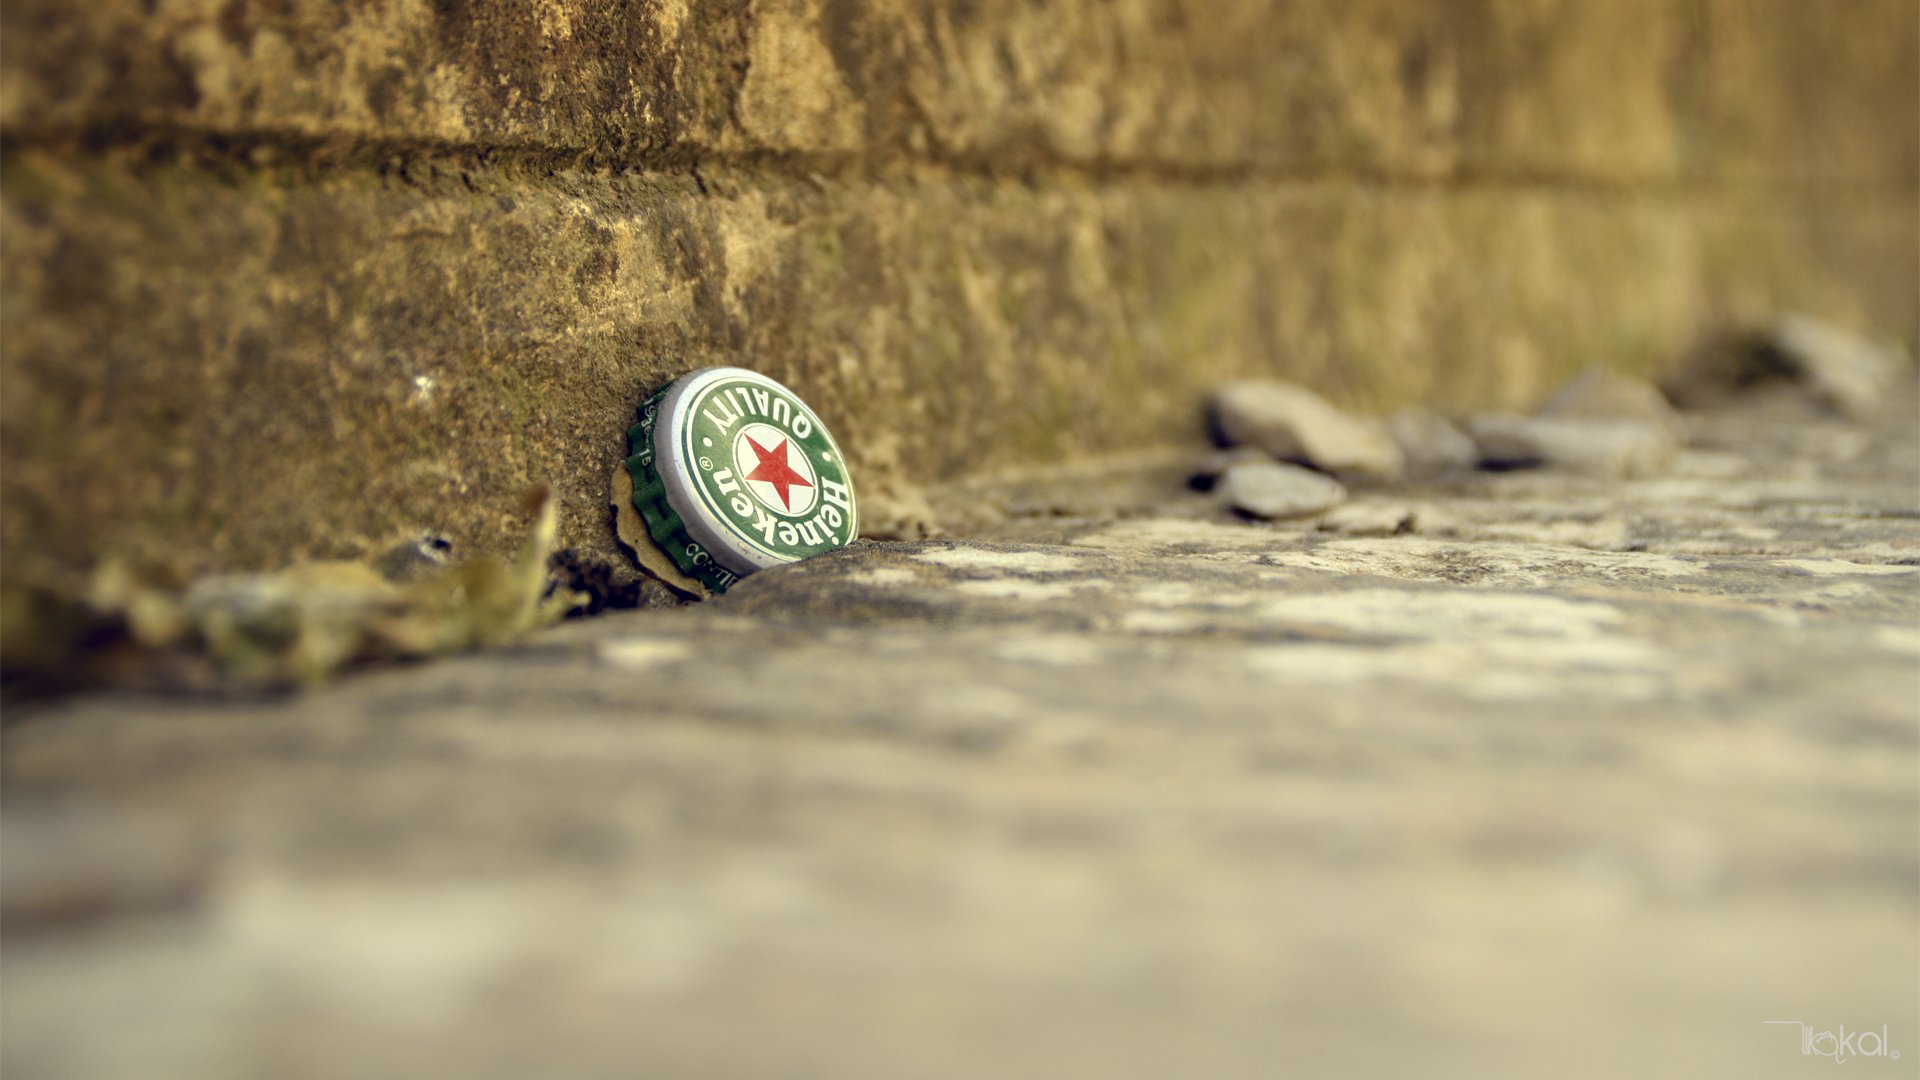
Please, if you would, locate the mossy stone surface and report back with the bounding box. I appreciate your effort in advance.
[1,0,1915,592]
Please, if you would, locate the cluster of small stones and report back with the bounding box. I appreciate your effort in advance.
[1196,314,1909,526]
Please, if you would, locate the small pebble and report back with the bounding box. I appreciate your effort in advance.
[1387,409,1478,476]
[1537,366,1686,439]
[1220,460,1348,519]
[1188,446,1273,491]
[1468,413,1677,478]
[1211,381,1404,482]
[1315,502,1417,536]
[1663,313,1907,418]
[1767,315,1906,418]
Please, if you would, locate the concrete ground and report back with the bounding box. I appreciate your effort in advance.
[4,391,1917,1079]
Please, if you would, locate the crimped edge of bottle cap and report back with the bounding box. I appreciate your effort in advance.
[622,386,747,595]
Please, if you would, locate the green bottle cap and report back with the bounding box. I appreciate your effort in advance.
[623,367,859,593]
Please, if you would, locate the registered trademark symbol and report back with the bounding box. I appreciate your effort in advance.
[699,456,713,471]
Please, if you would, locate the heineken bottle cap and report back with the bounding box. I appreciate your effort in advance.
[621,367,859,594]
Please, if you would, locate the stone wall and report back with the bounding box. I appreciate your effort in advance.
[3,0,1915,588]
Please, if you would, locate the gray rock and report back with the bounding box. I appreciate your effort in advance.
[1387,409,1479,476]
[1211,381,1404,482]
[1537,366,1686,439]
[1664,314,1908,418]
[1220,460,1347,519]
[1188,446,1274,491]
[1467,413,1678,478]
[1768,314,1908,418]
[1314,501,1417,536]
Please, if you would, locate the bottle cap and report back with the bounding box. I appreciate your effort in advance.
[622,367,859,594]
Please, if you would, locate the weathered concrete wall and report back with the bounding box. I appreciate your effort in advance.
[3,0,1916,587]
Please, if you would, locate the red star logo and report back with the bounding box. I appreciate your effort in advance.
[744,434,813,510]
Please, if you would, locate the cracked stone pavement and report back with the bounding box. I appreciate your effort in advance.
[4,393,1917,1079]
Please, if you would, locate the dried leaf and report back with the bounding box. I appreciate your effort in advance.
[5,488,584,690]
